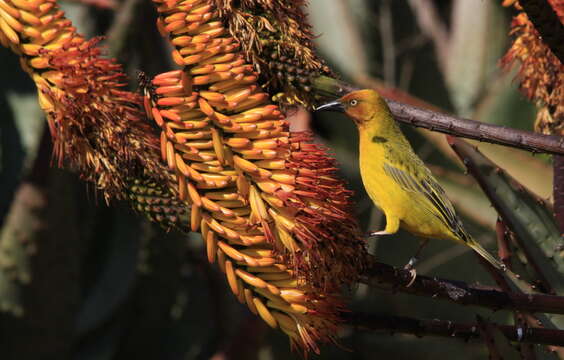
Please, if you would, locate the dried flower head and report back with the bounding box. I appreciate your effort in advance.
[211,0,333,108]
[502,0,564,135]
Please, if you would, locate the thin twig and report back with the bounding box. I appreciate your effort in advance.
[345,312,564,347]
[361,256,564,315]
[495,218,513,269]
[310,76,564,155]
[493,222,539,359]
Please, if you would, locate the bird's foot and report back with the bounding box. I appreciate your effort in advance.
[367,230,392,237]
[403,257,418,287]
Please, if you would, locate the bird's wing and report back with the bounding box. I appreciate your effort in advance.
[383,158,470,242]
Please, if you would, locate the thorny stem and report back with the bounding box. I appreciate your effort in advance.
[555,155,564,235]
[345,312,564,347]
[361,256,564,315]
[493,223,539,358]
[495,218,513,269]
[311,76,564,155]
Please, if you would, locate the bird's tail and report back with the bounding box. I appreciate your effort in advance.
[467,239,505,270]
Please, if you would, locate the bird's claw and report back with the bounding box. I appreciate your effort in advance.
[407,256,418,268]
[367,230,391,237]
[403,259,418,287]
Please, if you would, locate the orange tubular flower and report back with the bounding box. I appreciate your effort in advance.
[0,0,167,200]
[149,0,365,353]
[502,0,564,136]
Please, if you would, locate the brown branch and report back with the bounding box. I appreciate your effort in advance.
[519,0,564,65]
[388,100,564,155]
[311,76,564,155]
[361,256,564,315]
[554,156,564,235]
[345,312,564,347]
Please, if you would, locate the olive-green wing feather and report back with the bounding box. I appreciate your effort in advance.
[382,160,471,243]
[382,150,503,269]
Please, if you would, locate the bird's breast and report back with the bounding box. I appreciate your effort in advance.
[358,141,399,212]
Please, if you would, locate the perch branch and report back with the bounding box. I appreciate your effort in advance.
[311,76,564,155]
[361,256,564,315]
[345,312,564,347]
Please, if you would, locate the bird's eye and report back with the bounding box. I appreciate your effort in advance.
[349,99,358,107]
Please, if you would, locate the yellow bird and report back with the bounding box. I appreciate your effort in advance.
[316,89,504,274]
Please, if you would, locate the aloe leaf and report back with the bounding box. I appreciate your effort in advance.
[445,0,507,117]
[74,207,141,336]
[449,137,563,296]
[473,67,538,131]
[0,185,38,316]
[309,0,370,78]
[450,139,564,337]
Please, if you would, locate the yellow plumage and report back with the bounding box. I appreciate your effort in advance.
[317,89,504,270]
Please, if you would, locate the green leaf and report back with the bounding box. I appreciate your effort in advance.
[309,0,370,78]
[473,67,538,131]
[449,137,563,296]
[0,184,46,317]
[445,1,507,116]
[75,207,141,336]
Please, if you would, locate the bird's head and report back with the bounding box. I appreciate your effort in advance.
[315,89,389,128]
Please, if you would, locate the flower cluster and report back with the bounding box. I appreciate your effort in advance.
[0,0,169,200]
[149,0,365,352]
[502,0,564,136]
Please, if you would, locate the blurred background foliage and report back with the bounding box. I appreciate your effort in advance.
[0,0,555,359]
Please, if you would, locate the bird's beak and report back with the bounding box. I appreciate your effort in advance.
[314,100,345,113]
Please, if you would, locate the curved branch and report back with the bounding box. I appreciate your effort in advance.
[361,257,564,315]
[311,76,564,155]
[345,312,564,347]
